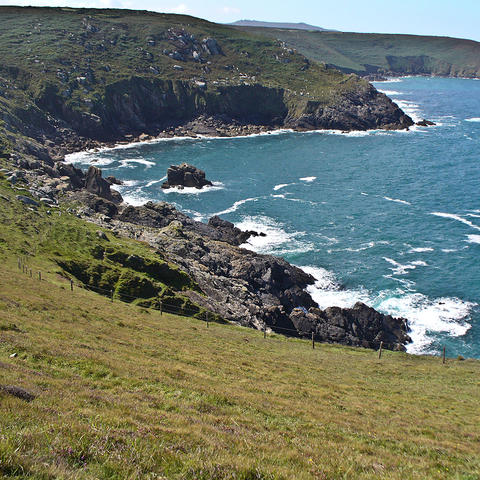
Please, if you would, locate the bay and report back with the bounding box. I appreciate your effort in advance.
[68,77,480,358]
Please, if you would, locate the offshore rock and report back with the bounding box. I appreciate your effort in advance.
[162,163,213,190]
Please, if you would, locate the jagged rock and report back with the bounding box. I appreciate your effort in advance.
[202,38,223,56]
[85,166,122,204]
[0,385,35,402]
[71,191,118,217]
[290,302,411,351]
[54,162,84,189]
[416,119,436,126]
[208,216,265,245]
[162,163,213,190]
[105,175,123,185]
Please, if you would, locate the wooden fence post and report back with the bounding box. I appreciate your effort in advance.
[312,331,315,349]
[70,279,73,292]
[263,326,266,339]
[110,290,114,302]
[378,341,383,360]
[443,346,446,364]
[38,271,41,281]
[206,311,209,328]
[159,301,163,316]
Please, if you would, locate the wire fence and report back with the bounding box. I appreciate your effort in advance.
[14,255,449,362]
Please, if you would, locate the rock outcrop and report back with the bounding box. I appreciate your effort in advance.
[162,163,213,190]
[104,200,411,351]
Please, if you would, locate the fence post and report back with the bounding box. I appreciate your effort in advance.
[29,269,32,278]
[378,341,383,360]
[206,311,209,328]
[110,290,114,302]
[312,331,315,349]
[263,326,266,339]
[443,346,446,364]
[159,301,163,316]
[70,279,73,292]
[38,271,41,281]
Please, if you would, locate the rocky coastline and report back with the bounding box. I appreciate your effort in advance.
[3,142,412,351]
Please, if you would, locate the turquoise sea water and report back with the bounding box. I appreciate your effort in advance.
[68,77,480,358]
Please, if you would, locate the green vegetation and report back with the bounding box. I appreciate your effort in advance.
[1,146,480,480]
[234,28,480,77]
[0,175,212,319]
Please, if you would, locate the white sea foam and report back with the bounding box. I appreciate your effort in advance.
[409,247,434,253]
[465,234,480,244]
[378,90,404,95]
[162,181,224,195]
[430,212,480,231]
[383,257,428,275]
[145,177,166,188]
[383,196,411,206]
[301,265,474,354]
[213,197,260,216]
[465,117,480,122]
[375,294,474,354]
[373,78,404,84]
[392,99,423,122]
[118,158,155,169]
[360,192,369,196]
[273,183,291,191]
[237,215,309,254]
[299,176,317,182]
[120,179,140,187]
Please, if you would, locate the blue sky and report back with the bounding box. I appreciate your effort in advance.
[1,0,479,41]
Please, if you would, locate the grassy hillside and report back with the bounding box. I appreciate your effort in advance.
[234,28,480,77]
[1,159,480,479]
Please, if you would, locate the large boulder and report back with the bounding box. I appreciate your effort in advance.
[85,166,123,203]
[162,163,213,190]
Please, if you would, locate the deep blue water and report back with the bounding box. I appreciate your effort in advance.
[68,77,480,358]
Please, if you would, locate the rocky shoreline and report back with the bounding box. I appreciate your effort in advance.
[4,140,412,351]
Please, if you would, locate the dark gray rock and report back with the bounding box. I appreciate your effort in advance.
[290,302,411,351]
[202,38,223,56]
[16,195,39,207]
[85,166,123,204]
[416,119,436,127]
[162,163,213,190]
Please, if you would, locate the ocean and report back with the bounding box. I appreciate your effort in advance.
[67,76,480,358]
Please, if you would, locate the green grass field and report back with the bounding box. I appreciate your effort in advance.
[235,28,480,78]
[0,166,479,479]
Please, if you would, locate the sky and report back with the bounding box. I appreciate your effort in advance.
[0,0,479,42]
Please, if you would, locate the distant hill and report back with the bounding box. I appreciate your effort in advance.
[233,27,480,78]
[229,20,332,31]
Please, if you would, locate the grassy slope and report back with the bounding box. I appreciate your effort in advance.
[235,28,480,77]
[0,169,480,479]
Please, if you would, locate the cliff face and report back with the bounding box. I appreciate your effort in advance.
[0,6,413,151]
[32,76,411,142]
